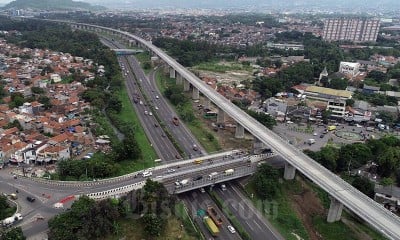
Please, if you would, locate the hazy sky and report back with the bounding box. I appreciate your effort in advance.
[1,0,399,10]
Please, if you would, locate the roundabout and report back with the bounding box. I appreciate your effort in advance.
[335,130,364,141]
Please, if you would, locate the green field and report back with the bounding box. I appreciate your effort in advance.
[194,62,252,73]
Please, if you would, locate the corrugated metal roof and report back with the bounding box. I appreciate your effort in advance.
[305,86,352,99]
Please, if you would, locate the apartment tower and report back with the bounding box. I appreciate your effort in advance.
[322,18,380,42]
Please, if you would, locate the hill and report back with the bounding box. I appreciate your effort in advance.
[2,0,106,11]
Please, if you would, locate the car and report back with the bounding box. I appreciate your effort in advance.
[227,225,236,234]
[200,187,205,193]
[356,124,363,128]
[26,196,36,202]
[221,184,227,191]
[313,132,317,136]
[167,168,176,173]
[144,110,148,115]
[161,133,166,138]
[155,95,159,99]
[13,175,17,179]
[139,101,143,105]
[193,175,203,181]
[149,112,153,116]
[320,134,324,138]
[155,106,159,110]
[193,144,198,151]
[154,123,159,127]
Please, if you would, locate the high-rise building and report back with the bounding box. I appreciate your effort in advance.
[322,18,380,42]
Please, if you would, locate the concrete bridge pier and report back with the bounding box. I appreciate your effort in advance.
[192,88,200,100]
[176,73,183,85]
[327,198,343,222]
[217,107,225,124]
[183,79,190,92]
[283,162,296,180]
[169,68,176,78]
[253,138,265,154]
[204,99,211,109]
[235,123,245,138]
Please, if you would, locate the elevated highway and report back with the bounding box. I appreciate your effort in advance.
[61,22,400,239]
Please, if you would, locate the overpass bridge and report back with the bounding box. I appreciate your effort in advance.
[57,21,400,239]
[82,152,266,199]
[111,48,144,55]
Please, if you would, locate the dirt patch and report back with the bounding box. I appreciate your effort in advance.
[287,178,325,240]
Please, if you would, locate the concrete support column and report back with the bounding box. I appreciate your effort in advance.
[204,99,211,109]
[217,107,225,124]
[192,88,200,100]
[183,79,190,92]
[169,68,176,78]
[235,123,245,139]
[253,138,265,154]
[176,73,183,85]
[283,162,296,180]
[327,198,343,223]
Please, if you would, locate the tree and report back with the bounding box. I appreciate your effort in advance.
[1,227,25,240]
[142,213,164,237]
[253,164,279,200]
[9,92,25,109]
[338,143,372,172]
[321,109,332,124]
[377,147,400,177]
[380,177,394,186]
[352,176,375,198]
[367,70,387,83]
[247,110,276,129]
[346,99,355,107]
[329,78,348,90]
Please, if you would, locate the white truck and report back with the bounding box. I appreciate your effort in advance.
[2,213,23,227]
[208,172,218,180]
[224,169,234,175]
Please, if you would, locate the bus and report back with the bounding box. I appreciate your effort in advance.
[203,111,217,119]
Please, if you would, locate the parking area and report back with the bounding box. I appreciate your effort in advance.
[273,121,392,151]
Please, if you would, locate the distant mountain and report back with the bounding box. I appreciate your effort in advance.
[83,0,400,11]
[2,0,106,11]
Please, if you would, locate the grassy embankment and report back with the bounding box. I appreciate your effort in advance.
[104,202,200,240]
[245,174,387,240]
[155,71,221,153]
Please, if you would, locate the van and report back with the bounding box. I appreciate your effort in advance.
[307,139,316,145]
[142,171,152,177]
[327,125,336,131]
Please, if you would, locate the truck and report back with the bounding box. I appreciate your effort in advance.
[203,216,219,237]
[208,172,218,180]
[224,169,234,175]
[2,213,23,227]
[307,139,316,145]
[172,116,179,126]
[207,206,223,226]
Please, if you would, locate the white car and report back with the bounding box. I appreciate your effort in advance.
[144,110,148,115]
[155,106,159,110]
[155,95,159,99]
[227,225,236,233]
[149,112,153,116]
[356,124,363,128]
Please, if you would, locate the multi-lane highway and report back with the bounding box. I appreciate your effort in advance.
[76,24,400,239]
